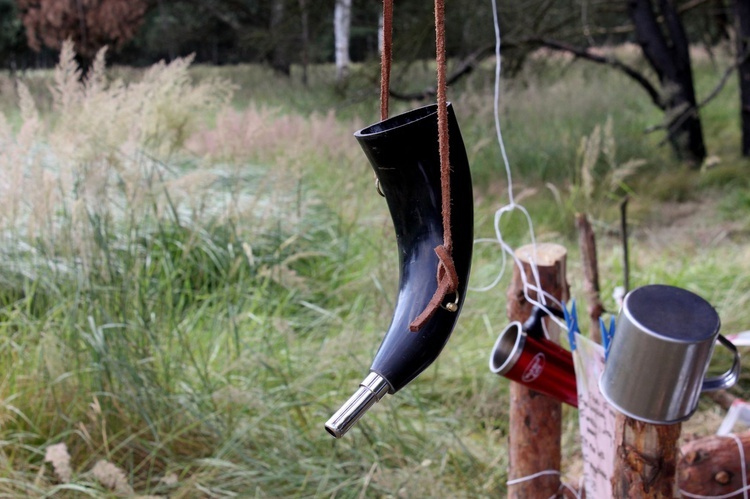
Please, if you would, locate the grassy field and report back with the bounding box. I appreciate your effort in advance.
[0,42,749,497]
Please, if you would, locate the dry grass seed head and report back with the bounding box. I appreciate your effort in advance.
[187,107,360,170]
[44,443,72,483]
[0,41,237,255]
[91,459,134,496]
[578,123,601,201]
[51,39,82,113]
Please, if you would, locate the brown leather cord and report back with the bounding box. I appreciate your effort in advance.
[434,0,452,252]
[409,0,458,332]
[408,245,458,331]
[380,0,393,121]
[374,0,394,196]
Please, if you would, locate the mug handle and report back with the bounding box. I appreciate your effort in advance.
[702,334,741,392]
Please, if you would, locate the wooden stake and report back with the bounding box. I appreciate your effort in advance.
[620,196,630,294]
[506,243,569,498]
[575,213,604,344]
[705,390,737,411]
[612,413,681,498]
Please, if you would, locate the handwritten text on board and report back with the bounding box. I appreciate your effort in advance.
[573,333,617,498]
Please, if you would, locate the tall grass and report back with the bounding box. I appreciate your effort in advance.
[0,43,371,497]
[1,45,749,498]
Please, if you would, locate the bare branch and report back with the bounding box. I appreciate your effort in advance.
[583,0,719,38]
[528,37,664,110]
[649,50,750,140]
[389,44,495,101]
[678,0,716,13]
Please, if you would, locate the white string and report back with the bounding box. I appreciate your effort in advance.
[734,432,749,499]
[559,479,582,499]
[489,0,514,206]
[484,2,575,495]
[486,0,570,489]
[471,0,567,332]
[679,433,749,499]
[681,485,750,499]
[506,469,560,485]
[506,470,581,498]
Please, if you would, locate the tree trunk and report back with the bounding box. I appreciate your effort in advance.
[157,0,175,61]
[612,413,681,498]
[679,431,750,498]
[736,0,750,156]
[270,0,290,76]
[299,0,309,86]
[506,243,569,498]
[628,0,706,166]
[334,0,352,86]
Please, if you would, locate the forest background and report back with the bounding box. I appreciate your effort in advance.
[1,0,750,497]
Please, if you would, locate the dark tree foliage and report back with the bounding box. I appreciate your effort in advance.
[736,0,750,156]
[508,0,737,166]
[0,0,28,68]
[113,1,534,69]
[122,0,335,69]
[1,0,733,71]
[4,0,743,162]
[17,0,149,60]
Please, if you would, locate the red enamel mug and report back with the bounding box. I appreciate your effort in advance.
[489,321,578,407]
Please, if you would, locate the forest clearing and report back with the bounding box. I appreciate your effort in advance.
[0,0,750,498]
[0,24,749,498]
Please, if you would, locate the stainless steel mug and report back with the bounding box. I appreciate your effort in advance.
[489,321,578,407]
[599,284,740,424]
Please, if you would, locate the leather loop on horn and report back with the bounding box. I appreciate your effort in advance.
[409,245,459,332]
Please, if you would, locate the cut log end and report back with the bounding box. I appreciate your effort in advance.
[515,242,568,268]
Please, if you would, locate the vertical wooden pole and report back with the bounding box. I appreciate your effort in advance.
[612,413,681,498]
[620,197,630,293]
[575,213,604,344]
[506,243,569,498]
[611,193,683,497]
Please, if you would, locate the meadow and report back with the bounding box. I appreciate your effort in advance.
[0,42,749,497]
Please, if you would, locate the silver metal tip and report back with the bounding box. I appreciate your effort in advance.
[325,372,390,438]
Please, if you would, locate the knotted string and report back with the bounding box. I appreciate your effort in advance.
[409,0,457,332]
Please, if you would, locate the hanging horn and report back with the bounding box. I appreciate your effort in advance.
[325,102,473,438]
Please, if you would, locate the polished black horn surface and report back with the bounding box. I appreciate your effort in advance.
[325,102,473,438]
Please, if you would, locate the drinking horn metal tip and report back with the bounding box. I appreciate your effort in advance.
[325,103,473,438]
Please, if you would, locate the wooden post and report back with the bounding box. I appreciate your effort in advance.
[612,413,682,498]
[706,390,737,411]
[679,430,750,497]
[620,197,630,293]
[575,213,604,344]
[506,243,569,498]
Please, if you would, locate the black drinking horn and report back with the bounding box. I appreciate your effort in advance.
[325,102,473,438]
